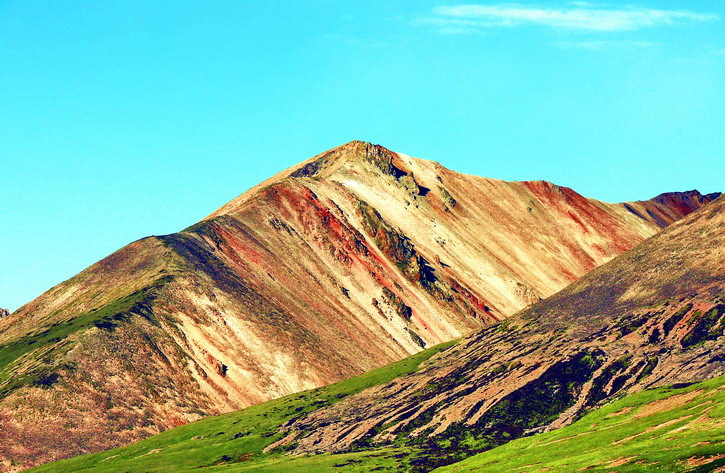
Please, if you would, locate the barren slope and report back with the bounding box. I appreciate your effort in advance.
[270,196,725,471]
[0,141,717,471]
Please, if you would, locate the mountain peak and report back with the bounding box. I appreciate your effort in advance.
[650,188,721,203]
[287,140,425,183]
[206,141,423,219]
[628,189,723,228]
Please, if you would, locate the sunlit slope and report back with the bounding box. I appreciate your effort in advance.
[266,196,724,469]
[1,141,717,470]
[437,376,725,473]
[27,342,456,473]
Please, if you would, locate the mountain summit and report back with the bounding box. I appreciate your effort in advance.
[0,141,718,470]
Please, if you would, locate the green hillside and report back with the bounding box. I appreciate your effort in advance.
[28,341,455,473]
[436,375,725,473]
[26,343,725,473]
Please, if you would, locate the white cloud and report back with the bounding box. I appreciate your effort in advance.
[427,4,718,32]
[556,40,659,49]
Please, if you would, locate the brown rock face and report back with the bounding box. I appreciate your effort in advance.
[0,309,8,319]
[0,141,717,470]
[272,197,725,470]
[624,189,721,228]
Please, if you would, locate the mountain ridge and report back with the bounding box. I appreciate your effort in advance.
[0,141,720,471]
[23,196,725,473]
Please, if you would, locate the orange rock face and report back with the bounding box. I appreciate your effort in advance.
[0,141,717,470]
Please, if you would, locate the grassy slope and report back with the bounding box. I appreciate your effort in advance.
[24,346,725,473]
[435,375,725,473]
[29,341,456,473]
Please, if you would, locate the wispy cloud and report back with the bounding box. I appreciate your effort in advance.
[425,3,718,33]
[556,40,659,49]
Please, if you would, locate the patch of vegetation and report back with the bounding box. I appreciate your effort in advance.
[634,356,659,384]
[587,354,632,406]
[681,304,724,348]
[0,280,168,397]
[433,374,725,473]
[28,340,456,473]
[662,303,693,336]
[616,312,650,337]
[439,187,457,208]
[495,321,511,333]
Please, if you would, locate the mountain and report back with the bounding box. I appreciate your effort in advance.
[632,189,722,227]
[268,195,725,470]
[0,141,717,470]
[26,195,725,473]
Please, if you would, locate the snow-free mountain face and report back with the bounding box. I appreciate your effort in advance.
[271,196,725,470]
[0,141,717,470]
[22,197,725,473]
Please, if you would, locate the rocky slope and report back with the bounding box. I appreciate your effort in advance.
[24,196,725,473]
[612,189,721,228]
[0,141,717,470]
[437,375,725,472]
[270,196,725,471]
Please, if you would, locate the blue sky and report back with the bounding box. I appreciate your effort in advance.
[1,1,724,311]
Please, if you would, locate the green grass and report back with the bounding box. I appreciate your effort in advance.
[434,375,725,473]
[29,340,456,472]
[22,338,725,473]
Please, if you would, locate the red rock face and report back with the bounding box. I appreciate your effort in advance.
[0,141,718,471]
[626,190,721,228]
[272,197,725,467]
